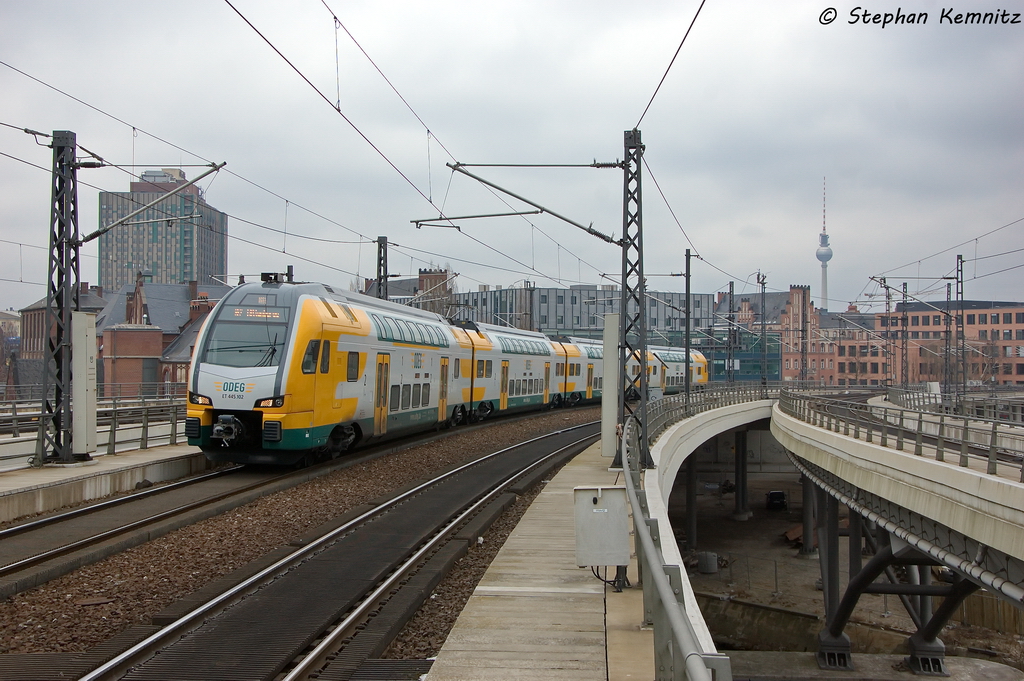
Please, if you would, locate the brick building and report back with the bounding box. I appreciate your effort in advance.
[95,276,232,395]
[875,301,1024,387]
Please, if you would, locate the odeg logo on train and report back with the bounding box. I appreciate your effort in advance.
[214,381,254,399]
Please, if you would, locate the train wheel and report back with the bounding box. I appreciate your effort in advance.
[448,406,464,428]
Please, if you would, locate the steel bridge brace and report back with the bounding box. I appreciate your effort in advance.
[815,493,980,675]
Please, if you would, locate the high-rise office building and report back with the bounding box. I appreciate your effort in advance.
[98,169,228,293]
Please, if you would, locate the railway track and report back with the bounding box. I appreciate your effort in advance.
[39,422,597,681]
[816,394,1024,467]
[0,407,574,602]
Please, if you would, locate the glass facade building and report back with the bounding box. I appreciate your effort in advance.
[98,169,227,293]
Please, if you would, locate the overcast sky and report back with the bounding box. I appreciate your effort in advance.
[1,0,1022,317]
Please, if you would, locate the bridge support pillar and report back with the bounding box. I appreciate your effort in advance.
[799,475,817,557]
[905,575,980,677]
[817,630,854,672]
[733,429,751,521]
[685,455,698,551]
[816,488,854,670]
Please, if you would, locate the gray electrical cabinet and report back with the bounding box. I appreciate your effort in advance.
[573,486,630,567]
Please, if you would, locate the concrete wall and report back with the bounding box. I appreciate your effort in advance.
[695,593,907,654]
[644,400,776,654]
[771,404,1024,562]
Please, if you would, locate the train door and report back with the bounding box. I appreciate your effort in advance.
[586,363,594,399]
[374,353,390,436]
[438,357,449,424]
[500,360,509,410]
[543,362,551,403]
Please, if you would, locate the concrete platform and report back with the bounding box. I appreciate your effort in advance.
[425,441,1024,681]
[0,444,213,524]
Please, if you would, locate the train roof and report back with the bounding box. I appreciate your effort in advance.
[227,280,451,325]
[453,320,550,340]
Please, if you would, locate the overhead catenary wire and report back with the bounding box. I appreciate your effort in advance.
[0,141,597,294]
[0,144,365,282]
[635,0,708,128]
[1,42,612,295]
[875,215,1024,277]
[0,60,375,245]
[642,157,699,256]
[224,5,611,290]
[317,2,611,284]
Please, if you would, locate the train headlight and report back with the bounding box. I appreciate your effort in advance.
[189,392,212,406]
[255,395,285,409]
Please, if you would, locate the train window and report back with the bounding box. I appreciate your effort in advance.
[454,358,460,379]
[302,340,321,374]
[379,316,393,340]
[340,304,358,324]
[477,360,484,378]
[389,385,400,411]
[347,352,360,381]
[241,293,276,305]
[389,318,402,341]
[320,341,331,373]
[485,360,493,378]
[421,383,430,406]
[401,384,412,409]
[411,384,421,408]
[515,379,522,395]
[556,363,563,377]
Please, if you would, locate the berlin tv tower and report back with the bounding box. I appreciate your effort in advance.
[816,178,833,311]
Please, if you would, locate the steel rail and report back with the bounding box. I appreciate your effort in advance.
[281,429,598,680]
[0,466,241,540]
[0,467,290,578]
[78,422,598,681]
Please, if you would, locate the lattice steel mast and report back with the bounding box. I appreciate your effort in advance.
[376,236,389,300]
[618,129,651,468]
[37,131,83,464]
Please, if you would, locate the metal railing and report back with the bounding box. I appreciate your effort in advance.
[622,415,726,681]
[619,383,793,681]
[888,385,1024,425]
[0,397,188,471]
[778,391,1024,482]
[2,382,187,404]
[622,382,1024,678]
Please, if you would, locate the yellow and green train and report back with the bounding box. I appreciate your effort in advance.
[185,277,707,465]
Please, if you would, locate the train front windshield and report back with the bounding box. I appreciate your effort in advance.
[202,304,291,368]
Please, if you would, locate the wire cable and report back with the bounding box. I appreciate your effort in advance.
[224,0,433,207]
[875,215,1024,277]
[635,0,707,128]
[643,156,700,255]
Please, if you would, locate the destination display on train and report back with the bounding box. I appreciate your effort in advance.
[224,305,290,321]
